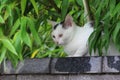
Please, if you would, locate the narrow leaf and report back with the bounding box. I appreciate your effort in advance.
[10,18,20,37]
[76,0,83,6]
[0,15,5,23]
[0,38,18,56]
[110,0,116,13]
[0,27,4,37]
[21,0,27,15]
[4,7,9,20]
[21,17,32,49]
[30,0,38,15]
[113,22,120,43]
[61,0,69,20]
[0,47,6,64]
[112,3,120,17]
[13,31,23,60]
[27,17,41,45]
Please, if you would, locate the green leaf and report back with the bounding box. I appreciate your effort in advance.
[0,38,18,56]
[54,0,61,8]
[0,4,6,12]
[76,0,83,6]
[6,51,19,67]
[6,5,12,17]
[110,0,116,13]
[61,0,69,20]
[10,18,20,37]
[30,0,38,15]
[88,31,96,55]
[0,27,4,37]
[4,2,15,20]
[21,0,27,15]
[113,22,120,43]
[0,47,6,64]
[21,17,32,49]
[4,7,9,20]
[0,15,5,23]
[27,17,41,45]
[102,12,110,20]
[13,31,23,60]
[112,3,120,17]
[88,26,102,55]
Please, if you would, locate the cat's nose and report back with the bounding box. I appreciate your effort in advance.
[54,40,58,44]
[55,40,59,44]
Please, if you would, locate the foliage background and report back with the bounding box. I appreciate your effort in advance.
[0,0,120,66]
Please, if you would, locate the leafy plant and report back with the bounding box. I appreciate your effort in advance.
[88,0,120,56]
[0,0,120,66]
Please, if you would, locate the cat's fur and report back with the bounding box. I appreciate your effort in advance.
[49,14,120,57]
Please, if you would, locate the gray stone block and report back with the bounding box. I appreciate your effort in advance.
[103,56,120,73]
[69,74,120,80]
[17,75,69,80]
[0,75,16,80]
[51,57,102,74]
[69,75,100,80]
[1,58,50,74]
[17,74,120,80]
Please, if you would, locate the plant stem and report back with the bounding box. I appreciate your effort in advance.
[82,0,92,22]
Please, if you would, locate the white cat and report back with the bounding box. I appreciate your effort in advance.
[49,14,120,57]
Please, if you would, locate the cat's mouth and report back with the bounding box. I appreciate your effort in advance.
[58,43,63,45]
[55,42,64,45]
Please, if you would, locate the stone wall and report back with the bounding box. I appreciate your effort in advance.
[1,56,120,80]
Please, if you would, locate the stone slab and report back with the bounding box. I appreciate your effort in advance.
[16,74,120,80]
[103,56,120,73]
[51,57,102,74]
[0,75,16,80]
[69,74,120,80]
[0,58,50,74]
[17,75,69,80]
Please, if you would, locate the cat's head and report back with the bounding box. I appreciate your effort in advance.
[49,14,75,45]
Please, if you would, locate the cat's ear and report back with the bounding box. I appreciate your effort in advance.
[47,20,57,27]
[63,14,73,28]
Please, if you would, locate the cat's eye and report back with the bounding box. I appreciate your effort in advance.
[53,35,55,38]
[59,34,63,37]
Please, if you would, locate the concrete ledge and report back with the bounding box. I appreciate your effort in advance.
[0,75,16,80]
[16,75,69,80]
[1,74,120,80]
[51,57,102,74]
[1,56,120,74]
[0,58,50,74]
[103,56,120,73]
